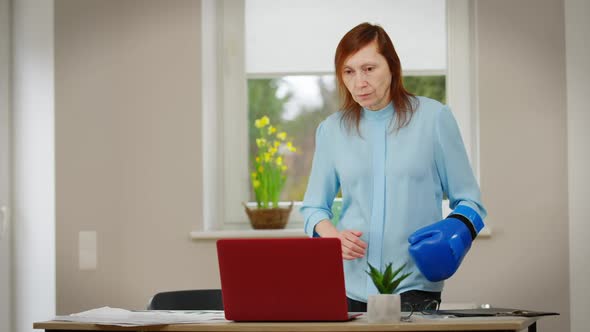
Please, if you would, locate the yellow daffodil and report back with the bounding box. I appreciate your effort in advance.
[255,116,270,128]
[256,138,266,148]
[287,141,297,152]
[250,115,298,208]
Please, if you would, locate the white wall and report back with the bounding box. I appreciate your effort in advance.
[565,0,590,331]
[12,1,56,332]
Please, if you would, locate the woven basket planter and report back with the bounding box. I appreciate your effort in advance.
[242,202,293,229]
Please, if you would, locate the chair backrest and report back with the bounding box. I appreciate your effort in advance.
[147,289,223,310]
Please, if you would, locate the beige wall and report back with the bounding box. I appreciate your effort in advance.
[55,0,571,331]
[444,1,569,331]
[55,0,220,314]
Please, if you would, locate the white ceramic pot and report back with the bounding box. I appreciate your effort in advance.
[367,294,401,324]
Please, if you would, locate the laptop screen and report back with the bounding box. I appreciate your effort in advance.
[216,237,351,321]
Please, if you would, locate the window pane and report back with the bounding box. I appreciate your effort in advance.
[402,75,446,104]
[247,75,446,202]
[248,76,336,202]
[246,0,447,74]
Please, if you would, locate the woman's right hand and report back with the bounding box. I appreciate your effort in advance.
[314,220,367,260]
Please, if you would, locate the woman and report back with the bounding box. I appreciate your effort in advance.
[300,23,486,312]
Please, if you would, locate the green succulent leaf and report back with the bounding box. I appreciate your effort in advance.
[366,263,386,293]
[390,263,407,280]
[382,263,393,285]
[366,262,413,294]
[367,262,381,277]
[388,272,412,294]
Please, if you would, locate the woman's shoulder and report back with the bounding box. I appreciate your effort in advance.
[411,96,449,122]
[325,110,345,123]
[414,96,446,114]
[316,111,345,132]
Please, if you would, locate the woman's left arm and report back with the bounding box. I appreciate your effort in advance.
[407,105,487,282]
[434,105,487,220]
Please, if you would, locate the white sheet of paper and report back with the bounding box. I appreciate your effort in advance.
[54,307,229,327]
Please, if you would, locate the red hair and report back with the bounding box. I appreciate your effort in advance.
[335,23,416,133]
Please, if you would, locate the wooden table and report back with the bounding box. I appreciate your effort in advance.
[34,315,540,332]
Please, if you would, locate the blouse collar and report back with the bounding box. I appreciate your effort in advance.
[362,102,394,121]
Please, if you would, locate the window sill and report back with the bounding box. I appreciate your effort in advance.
[479,226,492,238]
[190,228,307,240]
[190,226,491,241]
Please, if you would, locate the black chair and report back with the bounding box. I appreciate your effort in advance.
[147,289,224,310]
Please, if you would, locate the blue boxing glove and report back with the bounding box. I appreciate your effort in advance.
[408,205,484,282]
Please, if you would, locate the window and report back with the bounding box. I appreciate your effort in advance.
[201,0,477,230]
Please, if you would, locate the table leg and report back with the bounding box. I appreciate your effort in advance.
[528,321,537,332]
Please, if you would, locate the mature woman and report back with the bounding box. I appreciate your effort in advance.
[300,23,486,312]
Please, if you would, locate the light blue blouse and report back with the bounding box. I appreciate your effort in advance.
[300,96,486,302]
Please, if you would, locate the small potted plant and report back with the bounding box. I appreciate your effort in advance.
[366,262,412,323]
[243,115,297,229]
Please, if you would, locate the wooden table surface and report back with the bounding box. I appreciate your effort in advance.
[34,315,538,332]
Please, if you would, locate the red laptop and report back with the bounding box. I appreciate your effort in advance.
[216,237,358,321]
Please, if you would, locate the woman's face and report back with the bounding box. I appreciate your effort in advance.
[342,40,392,111]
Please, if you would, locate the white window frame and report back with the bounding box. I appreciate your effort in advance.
[0,0,12,329]
[200,0,479,231]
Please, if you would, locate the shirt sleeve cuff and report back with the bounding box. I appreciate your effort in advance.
[451,205,484,233]
[304,210,332,237]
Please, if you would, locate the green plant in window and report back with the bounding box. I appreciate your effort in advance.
[366,262,412,294]
[250,116,297,208]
